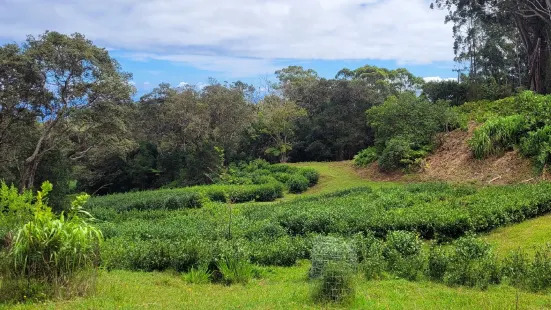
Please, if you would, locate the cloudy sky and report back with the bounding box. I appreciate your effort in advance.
[0,0,457,95]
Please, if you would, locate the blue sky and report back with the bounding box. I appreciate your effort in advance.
[0,0,458,98]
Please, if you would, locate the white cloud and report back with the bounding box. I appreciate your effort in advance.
[423,76,457,82]
[0,0,454,76]
[177,82,189,87]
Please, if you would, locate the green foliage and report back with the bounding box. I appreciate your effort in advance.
[443,236,500,289]
[501,246,551,292]
[217,246,254,285]
[469,115,527,158]
[87,182,285,213]
[184,265,212,284]
[422,80,467,106]
[427,245,449,281]
[367,93,458,171]
[384,231,424,280]
[311,261,356,305]
[353,147,378,167]
[378,138,429,172]
[1,182,102,301]
[267,183,551,240]
[520,126,551,171]
[299,168,320,186]
[286,174,309,194]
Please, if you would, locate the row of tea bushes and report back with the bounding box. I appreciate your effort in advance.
[242,182,551,240]
[86,182,285,213]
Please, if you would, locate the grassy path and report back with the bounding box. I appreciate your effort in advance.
[283,161,396,200]
[483,213,551,256]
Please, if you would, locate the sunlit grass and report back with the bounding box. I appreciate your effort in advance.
[483,213,551,257]
[11,263,551,310]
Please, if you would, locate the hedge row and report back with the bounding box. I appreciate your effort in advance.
[86,182,284,212]
[243,182,551,240]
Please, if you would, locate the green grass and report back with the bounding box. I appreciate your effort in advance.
[9,263,551,310]
[483,213,551,257]
[287,161,396,197]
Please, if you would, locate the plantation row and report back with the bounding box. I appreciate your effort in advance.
[87,162,319,211]
[93,182,551,273]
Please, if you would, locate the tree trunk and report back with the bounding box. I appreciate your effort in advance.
[19,156,41,192]
[280,152,288,163]
[517,16,550,94]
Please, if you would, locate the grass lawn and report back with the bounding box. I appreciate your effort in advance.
[483,213,551,257]
[9,262,551,310]
[285,161,397,198]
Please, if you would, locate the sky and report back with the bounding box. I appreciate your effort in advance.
[0,0,458,97]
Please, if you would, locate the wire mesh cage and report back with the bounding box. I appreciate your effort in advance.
[310,236,358,303]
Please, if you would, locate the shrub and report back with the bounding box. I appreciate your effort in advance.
[353,147,378,167]
[525,245,551,292]
[358,238,386,280]
[384,231,424,280]
[469,115,527,159]
[367,93,458,150]
[272,172,293,184]
[378,138,428,172]
[520,125,551,171]
[427,245,449,281]
[312,261,356,304]
[286,174,309,194]
[300,168,320,186]
[443,235,500,289]
[249,236,306,266]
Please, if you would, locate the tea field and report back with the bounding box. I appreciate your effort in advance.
[6,162,551,309]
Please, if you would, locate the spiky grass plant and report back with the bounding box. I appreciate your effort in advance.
[0,182,102,302]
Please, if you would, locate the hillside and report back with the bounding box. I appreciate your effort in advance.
[357,124,538,185]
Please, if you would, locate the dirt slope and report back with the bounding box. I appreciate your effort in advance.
[358,125,538,185]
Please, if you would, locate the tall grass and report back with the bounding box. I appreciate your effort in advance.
[0,182,103,302]
[469,115,527,159]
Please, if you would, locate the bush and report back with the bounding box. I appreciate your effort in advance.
[249,236,306,266]
[286,174,310,194]
[427,245,449,281]
[525,245,551,292]
[353,147,378,167]
[520,125,551,171]
[378,137,428,172]
[217,254,253,285]
[300,168,320,186]
[312,261,356,304]
[357,237,386,280]
[87,182,285,212]
[443,236,500,289]
[469,115,527,159]
[384,231,424,280]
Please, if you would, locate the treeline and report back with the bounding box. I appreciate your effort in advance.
[0,31,530,204]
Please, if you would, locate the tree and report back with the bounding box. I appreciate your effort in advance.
[10,31,134,191]
[257,95,306,163]
[431,0,551,94]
